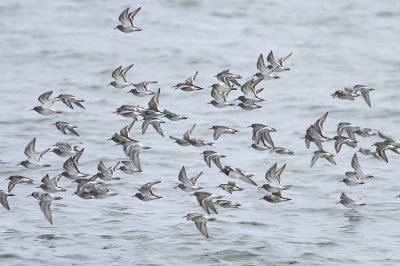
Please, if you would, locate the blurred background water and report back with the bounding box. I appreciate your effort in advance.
[1,0,400,265]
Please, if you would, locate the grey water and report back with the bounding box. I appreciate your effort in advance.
[1,0,400,265]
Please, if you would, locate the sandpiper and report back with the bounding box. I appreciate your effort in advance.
[115,7,142,33]
[30,192,62,224]
[133,181,162,201]
[184,213,216,238]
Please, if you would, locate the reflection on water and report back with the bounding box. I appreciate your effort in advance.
[341,209,363,232]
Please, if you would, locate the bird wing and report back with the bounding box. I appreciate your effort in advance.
[151,121,164,137]
[195,221,209,238]
[327,155,336,165]
[347,128,356,140]
[253,128,264,145]
[337,122,350,136]
[110,161,120,175]
[73,148,84,166]
[242,175,257,186]
[41,174,53,186]
[340,193,355,203]
[98,161,109,175]
[265,163,278,183]
[112,66,126,83]
[52,174,63,186]
[195,193,211,214]
[279,52,293,64]
[240,79,258,98]
[0,195,11,210]
[378,131,394,142]
[148,88,160,112]
[183,124,196,141]
[130,150,142,171]
[275,164,286,185]
[314,112,328,135]
[37,148,50,161]
[377,148,388,163]
[25,137,39,162]
[56,122,68,134]
[203,152,212,168]
[121,64,134,79]
[118,8,131,27]
[63,157,79,175]
[211,88,227,103]
[38,91,54,108]
[216,69,229,82]
[39,200,53,224]
[68,127,79,136]
[211,156,223,170]
[72,100,85,109]
[204,198,218,214]
[7,178,22,193]
[361,90,372,107]
[212,127,227,140]
[351,153,364,174]
[140,181,161,197]
[190,171,203,185]
[310,152,322,167]
[62,98,74,109]
[334,138,346,153]
[142,119,152,134]
[185,71,198,85]
[262,132,275,148]
[128,7,141,26]
[256,54,269,74]
[266,50,279,67]
[315,142,324,151]
[120,119,136,139]
[178,166,192,186]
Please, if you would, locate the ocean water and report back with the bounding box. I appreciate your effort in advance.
[1,0,400,265]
